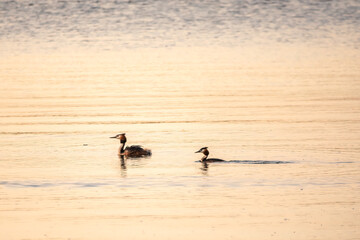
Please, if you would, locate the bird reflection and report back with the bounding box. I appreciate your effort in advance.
[119,155,127,178]
[200,162,209,175]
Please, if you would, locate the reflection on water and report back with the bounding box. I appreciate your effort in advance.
[119,155,127,178]
[200,162,209,176]
[1,0,360,239]
[0,159,355,189]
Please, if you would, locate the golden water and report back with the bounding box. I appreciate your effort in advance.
[1,45,359,240]
[1,0,360,239]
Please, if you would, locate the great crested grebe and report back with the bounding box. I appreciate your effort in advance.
[195,147,225,162]
[110,133,151,157]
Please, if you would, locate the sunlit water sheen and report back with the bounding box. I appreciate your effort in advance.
[1,0,360,239]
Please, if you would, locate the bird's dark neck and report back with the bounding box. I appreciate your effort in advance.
[119,142,126,154]
[201,154,208,162]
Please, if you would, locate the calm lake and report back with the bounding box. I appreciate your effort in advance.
[1,0,360,239]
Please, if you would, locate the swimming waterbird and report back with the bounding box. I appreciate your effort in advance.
[195,147,225,162]
[110,133,151,158]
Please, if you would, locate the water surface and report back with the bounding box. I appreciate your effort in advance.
[1,0,360,239]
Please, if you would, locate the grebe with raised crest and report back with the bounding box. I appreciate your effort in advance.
[195,147,225,162]
[110,133,151,158]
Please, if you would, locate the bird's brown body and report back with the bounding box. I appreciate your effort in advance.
[122,145,151,157]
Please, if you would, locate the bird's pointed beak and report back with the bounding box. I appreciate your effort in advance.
[110,136,117,138]
[195,150,201,153]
